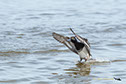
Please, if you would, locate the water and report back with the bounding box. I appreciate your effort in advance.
[0,0,126,84]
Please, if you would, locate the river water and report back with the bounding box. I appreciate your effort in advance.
[0,0,126,84]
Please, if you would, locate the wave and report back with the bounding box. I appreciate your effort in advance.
[0,51,30,54]
[33,49,70,54]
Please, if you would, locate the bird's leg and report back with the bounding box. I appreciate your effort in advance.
[79,58,82,62]
[84,58,87,62]
[78,58,82,63]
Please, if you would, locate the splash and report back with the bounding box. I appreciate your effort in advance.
[89,57,111,63]
[76,57,111,64]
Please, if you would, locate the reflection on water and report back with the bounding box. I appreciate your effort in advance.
[52,62,112,84]
[64,61,111,76]
[65,63,91,76]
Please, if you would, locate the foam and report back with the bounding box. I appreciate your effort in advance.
[86,58,111,64]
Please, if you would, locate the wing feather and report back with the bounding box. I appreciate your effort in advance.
[70,28,92,56]
[52,32,78,54]
[70,28,90,48]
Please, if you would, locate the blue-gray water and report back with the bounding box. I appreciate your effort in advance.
[0,0,126,84]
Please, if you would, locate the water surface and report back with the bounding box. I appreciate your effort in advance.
[0,0,126,84]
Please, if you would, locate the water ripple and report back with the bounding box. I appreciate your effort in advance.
[0,0,126,84]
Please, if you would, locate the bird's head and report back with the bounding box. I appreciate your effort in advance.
[71,37,77,43]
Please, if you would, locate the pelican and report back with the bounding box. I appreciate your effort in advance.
[52,28,92,62]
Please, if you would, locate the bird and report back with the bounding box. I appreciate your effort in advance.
[52,28,92,62]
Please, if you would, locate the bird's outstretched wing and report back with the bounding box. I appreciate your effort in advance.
[52,32,78,54]
[70,28,90,48]
[70,28,92,56]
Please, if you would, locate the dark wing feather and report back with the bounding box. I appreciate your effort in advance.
[70,28,92,56]
[52,32,78,54]
[70,28,90,48]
